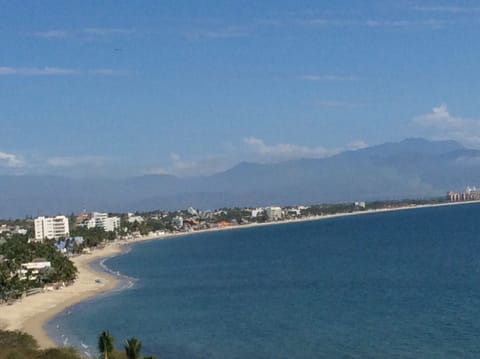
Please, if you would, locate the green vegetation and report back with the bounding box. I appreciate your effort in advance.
[0,235,77,303]
[0,330,156,359]
[69,227,115,250]
[365,197,446,210]
[98,330,115,359]
[124,338,142,359]
[0,330,80,359]
[96,331,156,359]
[300,203,357,217]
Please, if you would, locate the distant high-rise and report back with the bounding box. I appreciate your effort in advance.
[34,215,70,241]
[265,206,283,221]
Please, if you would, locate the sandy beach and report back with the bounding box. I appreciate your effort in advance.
[0,243,124,348]
[0,199,478,349]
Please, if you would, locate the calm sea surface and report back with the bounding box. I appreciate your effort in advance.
[47,203,480,358]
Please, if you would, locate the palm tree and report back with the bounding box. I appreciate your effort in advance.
[98,330,114,359]
[124,337,142,359]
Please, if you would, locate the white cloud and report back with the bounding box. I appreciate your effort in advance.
[414,104,480,146]
[0,67,79,75]
[348,140,369,150]
[0,151,23,167]
[145,137,370,177]
[34,28,133,39]
[185,26,252,40]
[47,156,106,167]
[146,154,231,177]
[412,6,479,13]
[82,28,133,36]
[365,20,410,27]
[0,66,127,76]
[34,30,69,38]
[299,17,452,29]
[243,137,339,161]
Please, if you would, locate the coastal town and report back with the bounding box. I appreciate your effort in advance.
[1,188,477,299]
[1,188,479,358]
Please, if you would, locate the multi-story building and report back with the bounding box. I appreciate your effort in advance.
[448,186,480,202]
[34,215,70,241]
[86,212,121,232]
[250,208,265,218]
[265,206,283,221]
[172,216,183,228]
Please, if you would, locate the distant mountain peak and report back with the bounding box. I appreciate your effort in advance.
[0,138,477,218]
[400,137,463,148]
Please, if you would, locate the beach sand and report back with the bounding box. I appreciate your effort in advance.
[0,200,478,349]
[0,243,123,348]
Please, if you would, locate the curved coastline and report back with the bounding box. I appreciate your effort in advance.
[44,249,137,357]
[0,200,478,350]
[0,243,126,348]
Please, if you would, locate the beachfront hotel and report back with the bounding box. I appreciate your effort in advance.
[86,212,121,232]
[34,215,70,241]
[19,258,51,280]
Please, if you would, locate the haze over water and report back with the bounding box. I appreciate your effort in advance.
[49,203,480,358]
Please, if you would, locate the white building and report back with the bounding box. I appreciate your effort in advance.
[34,216,69,241]
[265,206,283,221]
[287,208,301,217]
[19,259,51,280]
[127,213,144,224]
[187,207,198,216]
[250,208,265,218]
[354,201,366,209]
[172,216,183,228]
[87,212,121,232]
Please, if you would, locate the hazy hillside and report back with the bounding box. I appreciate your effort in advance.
[1,138,479,218]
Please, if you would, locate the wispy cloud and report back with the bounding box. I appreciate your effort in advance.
[348,140,369,150]
[300,74,359,81]
[34,30,69,38]
[412,6,480,13]
[145,137,371,177]
[185,26,252,40]
[46,155,106,168]
[414,104,480,147]
[0,66,127,76]
[82,28,133,36]
[34,27,134,39]
[300,18,411,28]
[243,136,339,161]
[0,151,23,167]
[0,67,78,75]
[365,19,410,27]
[299,17,450,29]
[146,154,229,177]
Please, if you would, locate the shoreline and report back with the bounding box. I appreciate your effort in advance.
[1,199,479,349]
[0,243,124,348]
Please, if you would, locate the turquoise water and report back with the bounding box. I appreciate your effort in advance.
[47,204,480,358]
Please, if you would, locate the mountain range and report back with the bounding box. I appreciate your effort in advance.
[1,138,479,219]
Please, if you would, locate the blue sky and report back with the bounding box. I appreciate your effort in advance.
[1,0,480,177]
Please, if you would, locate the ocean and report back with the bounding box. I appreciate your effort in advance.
[46,203,480,358]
